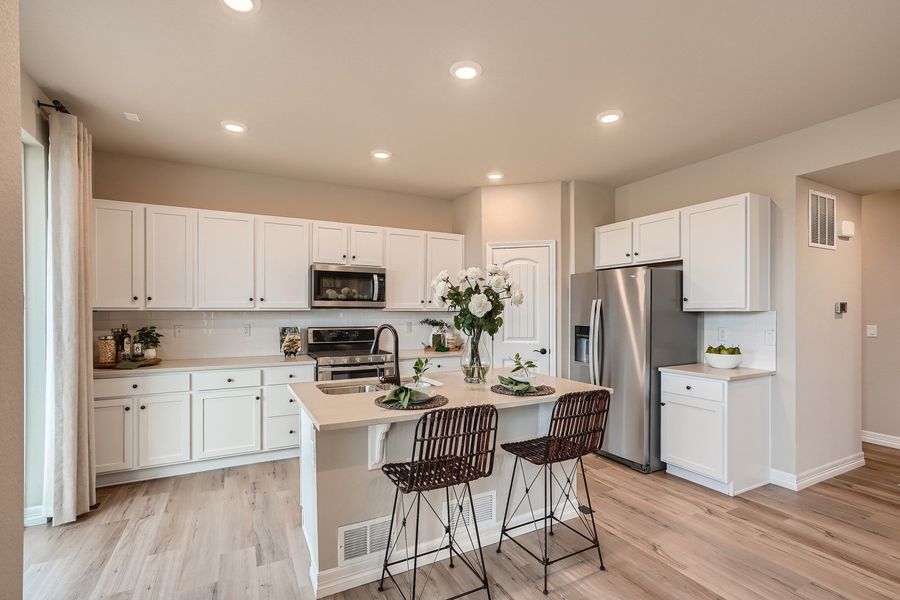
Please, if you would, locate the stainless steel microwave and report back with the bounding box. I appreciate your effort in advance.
[310,264,386,308]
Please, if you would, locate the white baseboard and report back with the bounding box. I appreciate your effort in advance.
[316,504,581,598]
[768,468,798,491]
[861,430,900,450]
[24,505,48,527]
[771,452,866,492]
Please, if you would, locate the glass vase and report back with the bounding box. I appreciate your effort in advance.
[460,329,492,384]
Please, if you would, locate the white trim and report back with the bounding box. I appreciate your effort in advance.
[24,505,48,527]
[96,447,299,487]
[768,468,799,491]
[861,430,900,449]
[769,452,866,491]
[486,240,558,377]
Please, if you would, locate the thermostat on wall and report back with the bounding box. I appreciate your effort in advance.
[840,220,855,238]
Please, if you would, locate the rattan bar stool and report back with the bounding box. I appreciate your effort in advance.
[378,404,499,600]
[495,389,611,595]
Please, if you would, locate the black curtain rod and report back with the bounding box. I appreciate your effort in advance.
[38,100,71,114]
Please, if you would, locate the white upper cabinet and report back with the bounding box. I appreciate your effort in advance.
[425,233,464,308]
[145,205,195,309]
[682,193,770,311]
[633,210,681,264]
[197,210,255,309]
[594,222,633,268]
[349,225,385,266]
[137,392,191,467]
[385,228,428,310]
[255,216,311,310]
[311,221,350,264]
[93,199,144,309]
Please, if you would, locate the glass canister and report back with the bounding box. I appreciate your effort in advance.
[98,335,117,366]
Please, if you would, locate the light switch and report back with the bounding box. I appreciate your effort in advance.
[174,324,184,338]
[765,329,776,346]
[866,325,878,338]
[242,323,252,337]
[717,327,728,342]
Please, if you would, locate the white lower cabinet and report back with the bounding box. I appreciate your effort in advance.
[398,355,459,377]
[137,393,191,467]
[95,398,135,473]
[192,387,262,459]
[660,371,770,496]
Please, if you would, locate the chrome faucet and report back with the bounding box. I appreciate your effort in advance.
[371,324,402,386]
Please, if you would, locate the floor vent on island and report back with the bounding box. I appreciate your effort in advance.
[443,490,496,527]
[337,515,392,566]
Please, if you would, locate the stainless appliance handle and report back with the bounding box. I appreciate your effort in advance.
[317,364,389,373]
[373,274,379,302]
[588,299,599,385]
[597,299,605,384]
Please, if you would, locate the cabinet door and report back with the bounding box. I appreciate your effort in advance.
[255,216,311,309]
[94,398,134,473]
[192,388,261,459]
[660,393,725,481]
[633,210,680,264]
[138,393,190,467]
[93,199,144,309]
[312,221,349,264]
[349,225,384,267]
[197,210,255,309]
[682,196,747,310]
[146,205,195,309]
[425,233,464,309]
[594,222,633,268]
[385,229,427,310]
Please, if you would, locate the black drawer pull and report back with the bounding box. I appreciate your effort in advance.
[140,405,146,410]
[227,378,234,383]
[256,396,260,400]
[686,385,692,390]
[124,406,131,411]
[132,384,138,389]
[660,402,666,406]
[289,398,294,403]
[132,296,138,301]
[289,429,295,434]
[147,296,152,301]
[288,374,294,378]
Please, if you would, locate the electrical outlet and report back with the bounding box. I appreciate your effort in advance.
[406,321,413,333]
[717,327,728,342]
[242,323,252,337]
[866,325,878,338]
[174,324,184,338]
[765,328,776,346]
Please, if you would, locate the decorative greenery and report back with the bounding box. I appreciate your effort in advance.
[498,375,537,395]
[133,326,163,349]
[510,353,537,378]
[705,344,741,355]
[419,318,451,331]
[382,385,429,409]
[412,357,431,385]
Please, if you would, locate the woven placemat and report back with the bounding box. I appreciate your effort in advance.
[375,394,449,411]
[490,384,556,397]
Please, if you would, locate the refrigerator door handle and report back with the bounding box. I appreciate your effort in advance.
[589,299,601,385]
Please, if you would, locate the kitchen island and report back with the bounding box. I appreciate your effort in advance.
[289,370,610,598]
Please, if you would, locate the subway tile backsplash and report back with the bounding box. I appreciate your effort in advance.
[93,310,455,360]
[701,311,777,370]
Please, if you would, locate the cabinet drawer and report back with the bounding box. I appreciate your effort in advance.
[265,415,299,450]
[661,375,723,402]
[262,365,315,385]
[94,373,190,398]
[192,368,261,391]
[264,385,300,417]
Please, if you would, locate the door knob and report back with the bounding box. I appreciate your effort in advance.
[534,348,548,355]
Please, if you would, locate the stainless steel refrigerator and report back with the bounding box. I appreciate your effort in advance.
[570,266,698,472]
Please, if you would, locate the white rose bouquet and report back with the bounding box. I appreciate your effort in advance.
[431,265,524,382]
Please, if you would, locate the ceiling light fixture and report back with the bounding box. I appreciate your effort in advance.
[223,0,259,13]
[221,120,247,133]
[596,110,624,124]
[486,171,504,181]
[450,60,482,80]
[370,149,392,160]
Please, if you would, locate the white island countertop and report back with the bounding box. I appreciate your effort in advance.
[659,363,775,381]
[290,369,611,431]
[93,354,316,378]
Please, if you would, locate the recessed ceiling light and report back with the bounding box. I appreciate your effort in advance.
[370,149,392,160]
[123,112,141,122]
[596,110,624,124]
[221,120,247,133]
[450,60,482,80]
[223,0,259,13]
[486,171,504,181]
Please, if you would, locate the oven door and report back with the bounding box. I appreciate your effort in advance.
[317,364,395,381]
[310,264,386,308]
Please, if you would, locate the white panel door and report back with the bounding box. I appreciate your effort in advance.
[660,393,725,481]
[385,229,427,310]
[312,221,349,264]
[594,222,633,269]
[94,398,134,473]
[488,243,554,375]
[633,210,681,264]
[145,205,195,309]
[255,216,311,309]
[682,196,747,310]
[138,392,190,467]
[192,388,261,459]
[425,232,464,309]
[93,199,144,309]
[349,225,384,267]
[197,210,255,308]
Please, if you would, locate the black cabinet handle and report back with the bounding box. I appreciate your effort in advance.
[132,384,138,389]
[288,398,294,403]
[420,299,425,304]
[256,396,260,400]
[634,252,639,256]
[260,298,264,302]
[124,406,131,411]
[625,253,631,257]
[686,385,692,390]
[132,296,138,301]
[288,374,294,378]
[660,402,666,406]
[289,429,296,434]
[140,405,146,410]
[342,254,347,259]
[147,296,152,301]
[249,297,254,302]
[352,255,356,260]
[683,297,688,302]
[227,378,234,383]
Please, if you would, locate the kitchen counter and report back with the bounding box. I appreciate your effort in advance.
[659,363,775,381]
[93,354,315,378]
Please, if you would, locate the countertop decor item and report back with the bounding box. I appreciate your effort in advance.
[95,357,162,369]
[279,326,301,356]
[420,317,451,351]
[377,384,433,409]
[704,344,743,369]
[408,357,431,388]
[508,352,537,383]
[375,394,448,411]
[133,326,163,360]
[490,383,556,397]
[431,265,524,384]
[97,335,117,366]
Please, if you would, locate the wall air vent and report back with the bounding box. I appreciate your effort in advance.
[809,190,836,250]
[337,514,392,566]
[443,490,496,527]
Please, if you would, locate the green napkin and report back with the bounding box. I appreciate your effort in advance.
[115,360,142,369]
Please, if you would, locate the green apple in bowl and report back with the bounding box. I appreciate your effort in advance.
[704,345,743,369]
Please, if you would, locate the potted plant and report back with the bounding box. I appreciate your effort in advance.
[408,357,431,388]
[508,353,537,383]
[431,265,524,383]
[133,326,163,360]
[419,318,451,351]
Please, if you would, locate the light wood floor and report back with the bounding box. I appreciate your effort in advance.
[24,444,900,599]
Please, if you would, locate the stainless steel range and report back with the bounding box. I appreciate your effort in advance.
[306,326,395,381]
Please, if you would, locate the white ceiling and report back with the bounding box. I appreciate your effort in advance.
[19,0,900,199]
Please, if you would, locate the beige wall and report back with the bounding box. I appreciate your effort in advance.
[614,97,900,474]
[93,152,455,231]
[20,69,48,143]
[794,178,862,471]
[861,190,900,439]
[451,188,483,266]
[1,0,25,591]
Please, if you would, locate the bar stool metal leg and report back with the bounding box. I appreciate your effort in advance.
[411,492,422,598]
[466,482,493,600]
[446,486,455,569]
[378,485,400,592]
[496,455,518,554]
[579,456,605,571]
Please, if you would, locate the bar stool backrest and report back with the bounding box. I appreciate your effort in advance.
[408,404,499,490]
[545,390,611,463]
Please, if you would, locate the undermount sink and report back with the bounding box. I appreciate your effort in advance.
[316,377,442,395]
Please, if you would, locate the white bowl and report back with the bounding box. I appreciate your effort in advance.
[508,373,536,384]
[705,353,742,369]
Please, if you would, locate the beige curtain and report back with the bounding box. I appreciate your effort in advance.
[44,112,95,525]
